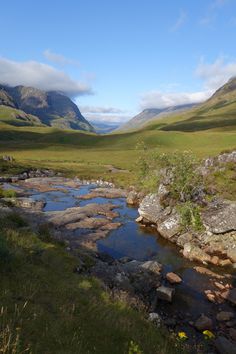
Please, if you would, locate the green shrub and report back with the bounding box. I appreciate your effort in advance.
[0,188,17,199]
[136,144,203,202]
[177,201,203,231]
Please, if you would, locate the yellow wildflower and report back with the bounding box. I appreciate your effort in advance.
[178,331,188,340]
[203,330,215,339]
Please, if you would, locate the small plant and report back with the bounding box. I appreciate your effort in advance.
[178,201,203,231]
[0,188,17,199]
[177,331,188,341]
[128,340,142,354]
[203,330,215,340]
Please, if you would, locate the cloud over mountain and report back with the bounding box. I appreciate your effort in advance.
[140,56,236,110]
[0,56,92,97]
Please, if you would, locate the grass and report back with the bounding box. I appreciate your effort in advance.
[0,123,235,188]
[0,212,181,354]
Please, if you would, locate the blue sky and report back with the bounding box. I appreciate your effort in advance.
[1,0,236,123]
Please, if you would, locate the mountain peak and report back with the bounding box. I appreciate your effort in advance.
[0,84,94,131]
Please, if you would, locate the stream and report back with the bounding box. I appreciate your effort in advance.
[3,181,235,330]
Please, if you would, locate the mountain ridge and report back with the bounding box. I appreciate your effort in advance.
[0,84,94,131]
[118,103,197,131]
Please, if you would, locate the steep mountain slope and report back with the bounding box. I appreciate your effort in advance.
[119,104,196,131]
[0,85,94,131]
[148,78,236,132]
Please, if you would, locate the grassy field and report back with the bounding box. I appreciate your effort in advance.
[0,212,182,354]
[0,123,235,187]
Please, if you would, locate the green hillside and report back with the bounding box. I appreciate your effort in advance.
[0,105,43,127]
[145,78,236,132]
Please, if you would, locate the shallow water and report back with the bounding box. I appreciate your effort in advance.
[7,183,234,319]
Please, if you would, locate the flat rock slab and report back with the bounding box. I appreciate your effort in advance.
[202,201,236,234]
[47,203,119,227]
[77,187,127,200]
[21,177,81,192]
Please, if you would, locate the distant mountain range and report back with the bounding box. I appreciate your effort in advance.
[0,84,94,131]
[118,103,197,131]
[89,121,120,134]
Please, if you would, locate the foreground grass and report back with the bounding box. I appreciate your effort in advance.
[0,213,181,354]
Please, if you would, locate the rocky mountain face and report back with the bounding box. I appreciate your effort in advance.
[119,104,196,131]
[0,84,94,131]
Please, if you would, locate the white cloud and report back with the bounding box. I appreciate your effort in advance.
[170,10,187,32]
[84,113,130,123]
[43,49,80,67]
[0,56,92,97]
[139,90,211,110]
[139,56,236,110]
[196,56,236,90]
[80,105,124,114]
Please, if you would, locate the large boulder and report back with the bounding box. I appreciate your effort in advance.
[157,213,180,240]
[138,193,164,224]
[202,201,236,234]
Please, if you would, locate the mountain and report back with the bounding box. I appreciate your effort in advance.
[0,84,94,131]
[118,104,196,131]
[155,77,236,132]
[90,121,120,134]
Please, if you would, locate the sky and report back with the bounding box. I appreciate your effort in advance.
[1,0,236,123]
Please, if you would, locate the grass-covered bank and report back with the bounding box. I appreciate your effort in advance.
[0,212,182,354]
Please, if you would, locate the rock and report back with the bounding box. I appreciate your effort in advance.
[148,313,162,328]
[214,282,225,291]
[158,183,169,205]
[119,256,133,264]
[211,256,220,265]
[140,260,162,275]
[220,259,232,267]
[194,314,213,331]
[205,291,216,303]
[138,193,164,224]
[202,201,236,234]
[166,272,182,284]
[216,311,234,322]
[127,191,140,205]
[193,266,224,279]
[78,187,127,200]
[2,155,14,162]
[229,328,236,341]
[220,288,236,305]
[8,197,46,211]
[227,249,236,263]
[214,336,236,354]
[135,216,143,223]
[176,232,193,247]
[156,285,175,302]
[157,213,180,239]
[183,244,211,263]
